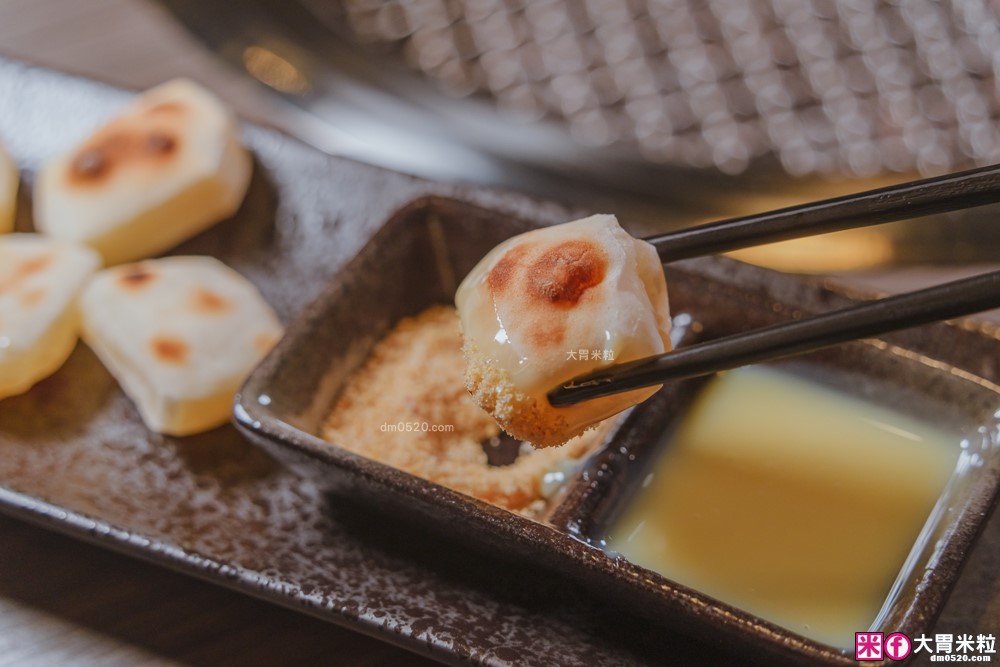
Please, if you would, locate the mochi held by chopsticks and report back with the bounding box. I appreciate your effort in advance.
[456,214,672,447]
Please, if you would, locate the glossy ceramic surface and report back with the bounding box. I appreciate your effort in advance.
[239,197,1000,666]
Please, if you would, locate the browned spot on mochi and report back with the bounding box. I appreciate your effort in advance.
[191,288,230,314]
[0,254,52,294]
[527,321,565,348]
[147,101,185,115]
[151,336,189,365]
[526,240,607,307]
[18,287,46,308]
[117,265,156,290]
[19,256,52,277]
[67,123,180,186]
[144,132,176,155]
[254,333,279,354]
[487,243,531,295]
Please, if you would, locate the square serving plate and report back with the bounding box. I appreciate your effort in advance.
[236,197,1000,666]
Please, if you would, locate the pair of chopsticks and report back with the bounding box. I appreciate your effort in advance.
[548,163,1000,407]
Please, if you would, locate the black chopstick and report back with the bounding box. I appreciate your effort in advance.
[646,162,1000,261]
[547,270,1000,406]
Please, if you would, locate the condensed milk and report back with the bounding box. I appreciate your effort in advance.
[607,366,959,647]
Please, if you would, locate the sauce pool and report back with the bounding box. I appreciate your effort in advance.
[606,366,960,648]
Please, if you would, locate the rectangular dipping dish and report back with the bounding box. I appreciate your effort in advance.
[237,196,1000,666]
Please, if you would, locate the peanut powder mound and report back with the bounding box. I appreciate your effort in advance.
[321,305,606,511]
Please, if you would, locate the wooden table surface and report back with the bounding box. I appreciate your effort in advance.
[0,2,998,666]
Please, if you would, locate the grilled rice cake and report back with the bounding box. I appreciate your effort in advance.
[34,79,251,266]
[0,234,100,399]
[456,214,671,446]
[80,256,282,436]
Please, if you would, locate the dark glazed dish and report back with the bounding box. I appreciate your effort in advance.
[1,57,999,667]
[238,197,1000,666]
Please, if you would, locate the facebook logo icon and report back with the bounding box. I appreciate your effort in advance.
[884,633,912,660]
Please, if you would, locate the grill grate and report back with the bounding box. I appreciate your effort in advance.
[300,0,1000,178]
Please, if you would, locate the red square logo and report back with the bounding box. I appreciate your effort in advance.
[856,632,884,661]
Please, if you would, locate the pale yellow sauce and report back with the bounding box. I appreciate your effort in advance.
[607,367,959,648]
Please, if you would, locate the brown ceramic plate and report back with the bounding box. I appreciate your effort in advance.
[236,197,1000,666]
[1,57,999,667]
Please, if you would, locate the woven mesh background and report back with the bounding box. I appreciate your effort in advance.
[300,0,1000,178]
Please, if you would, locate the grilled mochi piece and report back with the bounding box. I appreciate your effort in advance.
[0,234,100,399]
[79,256,282,436]
[34,79,251,266]
[0,140,17,234]
[456,214,672,447]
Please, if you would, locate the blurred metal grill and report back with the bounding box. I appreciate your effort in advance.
[297,0,1000,178]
